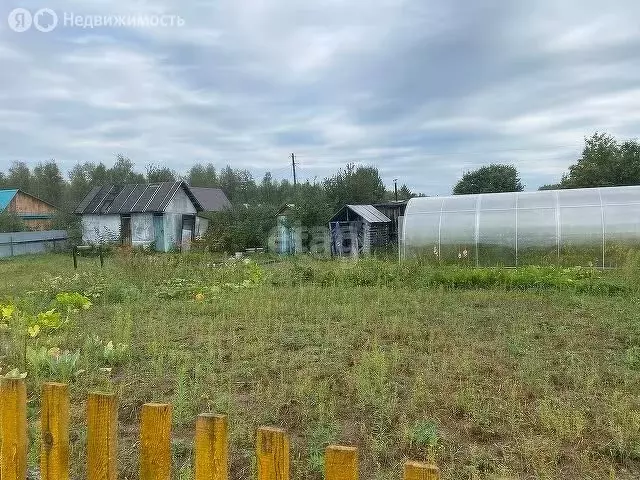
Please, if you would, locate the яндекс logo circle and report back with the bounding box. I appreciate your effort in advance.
[8,8,33,32]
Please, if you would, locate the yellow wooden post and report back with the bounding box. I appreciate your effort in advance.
[256,427,289,480]
[195,414,228,480]
[403,461,441,480]
[0,378,27,480]
[87,392,118,480]
[41,383,70,480]
[140,403,172,480]
[325,445,358,480]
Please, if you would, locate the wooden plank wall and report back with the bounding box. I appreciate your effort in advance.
[9,191,57,215]
[8,191,57,230]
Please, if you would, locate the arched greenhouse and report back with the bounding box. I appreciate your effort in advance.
[401,185,640,267]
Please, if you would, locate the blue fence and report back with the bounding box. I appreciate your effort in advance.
[0,230,68,258]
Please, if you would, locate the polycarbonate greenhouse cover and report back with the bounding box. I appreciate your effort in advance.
[401,185,640,267]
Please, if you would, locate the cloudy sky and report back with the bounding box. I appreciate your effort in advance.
[1,0,639,194]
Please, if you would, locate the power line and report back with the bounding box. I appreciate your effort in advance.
[287,155,578,172]
[292,144,581,159]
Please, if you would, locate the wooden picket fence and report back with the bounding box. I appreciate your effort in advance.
[0,379,440,480]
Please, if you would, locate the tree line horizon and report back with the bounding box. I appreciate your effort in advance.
[0,156,418,212]
[1,132,637,210]
[2,132,639,247]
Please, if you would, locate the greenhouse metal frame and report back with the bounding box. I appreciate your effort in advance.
[401,185,640,267]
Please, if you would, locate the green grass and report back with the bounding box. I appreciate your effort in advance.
[2,252,640,479]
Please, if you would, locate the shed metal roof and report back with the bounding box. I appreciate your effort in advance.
[0,189,18,210]
[329,204,392,223]
[119,184,147,212]
[74,186,102,213]
[75,181,203,214]
[189,187,231,211]
[348,204,392,223]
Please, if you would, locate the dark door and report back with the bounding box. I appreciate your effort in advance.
[182,215,195,240]
[153,214,165,252]
[121,216,132,246]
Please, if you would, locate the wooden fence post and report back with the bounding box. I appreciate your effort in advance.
[0,378,27,480]
[41,383,70,480]
[140,403,172,480]
[87,392,118,480]
[403,461,440,480]
[195,414,228,480]
[325,445,358,480]
[256,427,289,480]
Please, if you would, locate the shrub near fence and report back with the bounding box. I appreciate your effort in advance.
[0,379,441,480]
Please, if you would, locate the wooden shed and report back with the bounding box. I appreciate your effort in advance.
[373,201,408,246]
[0,189,58,230]
[329,204,392,257]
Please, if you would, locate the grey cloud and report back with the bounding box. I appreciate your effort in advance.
[0,0,639,194]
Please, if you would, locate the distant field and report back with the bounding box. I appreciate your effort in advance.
[1,252,640,479]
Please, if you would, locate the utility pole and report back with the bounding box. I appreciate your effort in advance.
[394,178,398,202]
[291,153,297,187]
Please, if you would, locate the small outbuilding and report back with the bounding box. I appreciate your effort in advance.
[75,181,205,251]
[373,200,408,246]
[0,189,58,230]
[329,204,392,257]
[273,204,302,255]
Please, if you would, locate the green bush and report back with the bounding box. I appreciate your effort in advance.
[202,205,278,253]
[269,260,631,295]
[0,211,28,232]
[51,211,82,245]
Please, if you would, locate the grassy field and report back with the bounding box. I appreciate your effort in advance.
[2,252,640,479]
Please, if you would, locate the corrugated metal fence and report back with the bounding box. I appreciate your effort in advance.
[0,230,68,258]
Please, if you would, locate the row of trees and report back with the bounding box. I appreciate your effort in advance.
[0,157,418,237]
[0,158,416,212]
[6,131,632,244]
[452,133,640,195]
[3,132,636,210]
